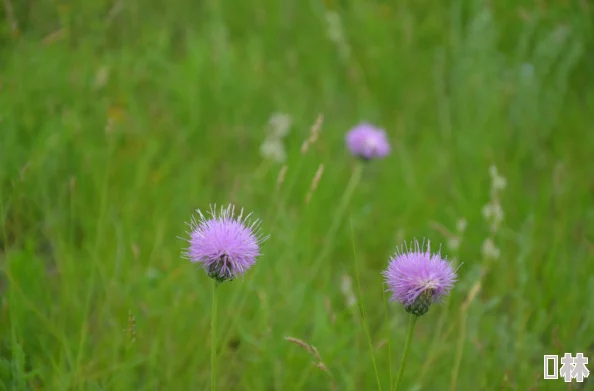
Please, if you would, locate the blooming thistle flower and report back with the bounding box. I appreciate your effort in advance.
[383,239,458,316]
[184,205,268,283]
[345,123,391,160]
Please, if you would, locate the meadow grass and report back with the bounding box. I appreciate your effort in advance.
[1,0,594,390]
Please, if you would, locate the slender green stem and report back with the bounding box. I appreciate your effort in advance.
[418,298,450,381]
[267,153,307,231]
[211,280,218,391]
[449,309,467,391]
[324,161,363,252]
[451,262,486,391]
[394,315,418,391]
[350,218,382,391]
[382,287,394,389]
[311,161,364,277]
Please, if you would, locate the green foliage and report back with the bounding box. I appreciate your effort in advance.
[1,0,593,389]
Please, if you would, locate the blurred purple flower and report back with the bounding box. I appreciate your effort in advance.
[184,205,268,282]
[345,123,391,160]
[383,239,458,316]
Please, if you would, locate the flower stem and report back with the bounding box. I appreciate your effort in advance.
[211,280,218,391]
[393,314,418,391]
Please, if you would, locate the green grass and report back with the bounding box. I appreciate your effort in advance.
[1,0,594,389]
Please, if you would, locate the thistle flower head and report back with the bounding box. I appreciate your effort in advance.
[383,239,458,316]
[184,205,268,283]
[345,123,391,160]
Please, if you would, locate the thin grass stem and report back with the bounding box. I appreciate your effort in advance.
[312,161,364,278]
[382,286,394,389]
[350,217,382,391]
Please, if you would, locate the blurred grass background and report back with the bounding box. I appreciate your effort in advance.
[1,0,594,390]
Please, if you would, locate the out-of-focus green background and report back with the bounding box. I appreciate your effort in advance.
[1,0,593,390]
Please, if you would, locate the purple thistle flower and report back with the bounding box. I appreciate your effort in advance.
[184,205,268,283]
[383,239,458,316]
[345,123,391,160]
